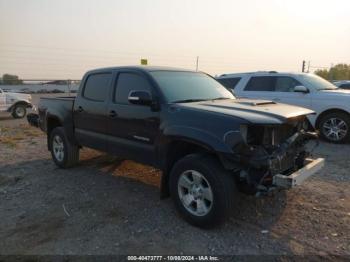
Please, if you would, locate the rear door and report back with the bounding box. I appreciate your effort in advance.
[0,90,6,111]
[73,72,112,151]
[106,70,160,165]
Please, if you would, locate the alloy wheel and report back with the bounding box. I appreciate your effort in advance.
[177,170,213,217]
[322,117,348,142]
[52,135,65,162]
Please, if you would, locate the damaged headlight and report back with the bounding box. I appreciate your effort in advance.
[223,125,249,148]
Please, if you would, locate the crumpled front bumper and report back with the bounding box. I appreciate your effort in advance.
[272,158,324,189]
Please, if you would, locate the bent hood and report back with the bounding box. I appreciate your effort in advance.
[178,98,314,124]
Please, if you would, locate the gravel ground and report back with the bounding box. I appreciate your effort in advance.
[0,100,349,257]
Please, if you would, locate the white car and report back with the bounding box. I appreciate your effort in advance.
[0,88,33,118]
[217,72,350,143]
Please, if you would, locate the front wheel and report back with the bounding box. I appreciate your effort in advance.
[49,127,79,168]
[169,154,238,228]
[319,112,350,143]
[11,105,27,118]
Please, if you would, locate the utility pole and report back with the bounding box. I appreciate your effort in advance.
[302,60,306,73]
[196,56,199,71]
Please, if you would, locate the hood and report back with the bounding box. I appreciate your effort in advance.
[6,91,31,99]
[178,98,314,124]
[319,89,350,96]
[5,92,31,104]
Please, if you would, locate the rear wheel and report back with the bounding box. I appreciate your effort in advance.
[319,112,350,143]
[11,105,27,118]
[49,127,79,168]
[169,154,237,228]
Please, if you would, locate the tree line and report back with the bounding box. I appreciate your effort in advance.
[0,74,23,85]
[314,64,350,81]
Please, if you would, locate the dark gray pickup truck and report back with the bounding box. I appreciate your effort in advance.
[28,66,324,227]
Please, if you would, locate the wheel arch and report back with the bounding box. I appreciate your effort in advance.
[7,100,32,112]
[160,138,224,199]
[315,108,350,129]
[46,116,63,150]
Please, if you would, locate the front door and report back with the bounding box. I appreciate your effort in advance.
[106,71,160,165]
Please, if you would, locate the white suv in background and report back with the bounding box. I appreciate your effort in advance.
[217,72,350,143]
[0,88,33,118]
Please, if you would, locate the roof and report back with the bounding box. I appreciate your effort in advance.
[217,71,309,78]
[86,65,196,74]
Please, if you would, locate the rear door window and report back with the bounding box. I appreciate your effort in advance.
[244,76,275,91]
[217,77,241,89]
[83,73,112,102]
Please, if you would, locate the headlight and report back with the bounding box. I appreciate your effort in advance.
[223,125,248,147]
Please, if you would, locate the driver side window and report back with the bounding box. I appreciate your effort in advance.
[275,77,302,92]
[114,73,152,104]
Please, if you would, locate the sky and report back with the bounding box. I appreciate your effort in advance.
[0,0,349,79]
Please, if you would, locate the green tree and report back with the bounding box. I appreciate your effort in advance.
[315,64,350,81]
[2,74,23,85]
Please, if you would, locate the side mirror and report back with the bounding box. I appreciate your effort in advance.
[294,85,309,93]
[128,90,152,106]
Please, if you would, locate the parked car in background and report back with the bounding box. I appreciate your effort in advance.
[0,88,32,118]
[27,66,324,227]
[217,72,350,143]
[334,80,350,90]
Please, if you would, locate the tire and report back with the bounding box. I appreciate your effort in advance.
[169,154,238,228]
[11,105,27,119]
[319,112,350,143]
[49,127,79,168]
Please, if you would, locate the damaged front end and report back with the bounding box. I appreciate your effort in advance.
[224,116,323,196]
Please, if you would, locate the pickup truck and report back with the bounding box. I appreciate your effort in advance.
[28,66,324,227]
[0,88,32,118]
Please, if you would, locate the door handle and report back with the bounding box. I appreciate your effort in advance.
[109,110,117,118]
[77,106,84,113]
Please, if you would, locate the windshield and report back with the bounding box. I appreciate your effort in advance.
[150,71,235,103]
[300,74,338,90]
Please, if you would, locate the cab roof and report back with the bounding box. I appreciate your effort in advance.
[86,66,197,74]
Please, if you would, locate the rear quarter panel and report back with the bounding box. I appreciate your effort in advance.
[38,97,77,145]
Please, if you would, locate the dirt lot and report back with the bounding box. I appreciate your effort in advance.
[0,97,349,256]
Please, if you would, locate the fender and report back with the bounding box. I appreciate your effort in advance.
[158,125,235,199]
[162,125,232,154]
